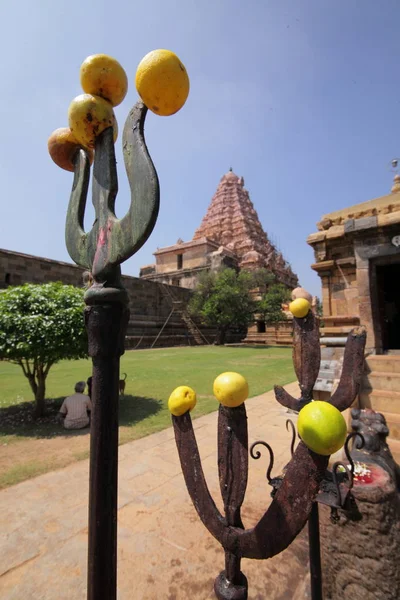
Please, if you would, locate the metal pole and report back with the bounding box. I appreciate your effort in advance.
[308,502,323,600]
[85,300,129,600]
[64,102,160,599]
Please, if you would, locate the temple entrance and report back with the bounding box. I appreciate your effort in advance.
[376,262,400,350]
[256,320,266,333]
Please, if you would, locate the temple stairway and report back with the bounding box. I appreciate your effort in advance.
[360,354,400,461]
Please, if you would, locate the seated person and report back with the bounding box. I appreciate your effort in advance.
[59,381,92,430]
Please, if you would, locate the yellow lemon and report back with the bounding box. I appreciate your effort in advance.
[68,94,118,149]
[289,298,310,318]
[297,401,347,456]
[48,127,93,172]
[80,54,128,107]
[168,385,197,416]
[213,372,249,408]
[135,49,190,116]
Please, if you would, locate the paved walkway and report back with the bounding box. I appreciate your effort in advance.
[0,383,310,600]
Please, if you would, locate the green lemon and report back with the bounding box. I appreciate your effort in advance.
[297,401,347,456]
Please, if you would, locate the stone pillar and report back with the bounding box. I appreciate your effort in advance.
[320,273,332,317]
[319,465,400,600]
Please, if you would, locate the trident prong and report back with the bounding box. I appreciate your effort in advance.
[275,311,366,413]
[63,98,160,600]
[172,310,367,599]
[65,101,160,284]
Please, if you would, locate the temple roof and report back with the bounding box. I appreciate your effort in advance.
[192,170,297,285]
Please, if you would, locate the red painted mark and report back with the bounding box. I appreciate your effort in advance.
[98,227,107,246]
[352,463,388,486]
[354,472,373,484]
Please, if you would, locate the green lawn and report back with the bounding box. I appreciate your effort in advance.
[0,346,294,487]
[0,345,294,442]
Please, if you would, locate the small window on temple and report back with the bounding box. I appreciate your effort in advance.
[5,273,11,284]
[177,254,183,270]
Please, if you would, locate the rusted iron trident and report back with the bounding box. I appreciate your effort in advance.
[172,311,366,599]
[65,102,159,600]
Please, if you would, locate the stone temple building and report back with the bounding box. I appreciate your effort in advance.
[309,175,400,456]
[140,169,298,290]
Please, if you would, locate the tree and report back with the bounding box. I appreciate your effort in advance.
[251,268,276,291]
[0,283,87,417]
[188,268,259,345]
[257,283,291,325]
[314,296,323,317]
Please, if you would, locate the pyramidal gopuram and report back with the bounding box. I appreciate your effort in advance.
[140,169,298,289]
[193,169,297,284]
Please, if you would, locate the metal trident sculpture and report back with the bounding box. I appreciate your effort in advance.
[65,102,159,600]
[172,311,366,599]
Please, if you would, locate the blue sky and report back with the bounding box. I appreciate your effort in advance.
[1,1,399,297]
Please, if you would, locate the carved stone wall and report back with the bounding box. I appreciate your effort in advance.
[307,184,400,352]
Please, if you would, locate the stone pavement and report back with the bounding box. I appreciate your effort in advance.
[0,382,311,600]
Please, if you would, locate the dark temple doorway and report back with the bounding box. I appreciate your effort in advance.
[376,263,400,350]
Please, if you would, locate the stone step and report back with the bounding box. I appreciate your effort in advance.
[365,354,400,373]
[385,412,400,441]
[362,371,400,392]
[322,326,356,335]
[125,335,206,349]
[387,438,400,463]
[360,388,400,415]
[244,333,292,345]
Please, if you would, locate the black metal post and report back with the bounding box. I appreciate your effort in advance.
[308,502,323,600]
[64,100,160,599]
[214,406,248,600]
[85,299,129,600]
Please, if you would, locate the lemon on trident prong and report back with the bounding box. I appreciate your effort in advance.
[168,386,197,416]
[68,93,118,149]
[213,372,249,408]
[80,54,128,107]
[297,401,347,456]
[135,49,190,116]
[289,298,310,318]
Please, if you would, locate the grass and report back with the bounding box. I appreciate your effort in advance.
[0,345,294,487]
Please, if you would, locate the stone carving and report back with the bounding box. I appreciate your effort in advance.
[316,180,400,232]
[351,408,400,489]
[320,407,400,600]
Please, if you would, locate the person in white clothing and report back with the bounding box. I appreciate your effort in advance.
[59,381,92,430]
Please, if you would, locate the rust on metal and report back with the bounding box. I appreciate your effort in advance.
[172,304,367,598]
[292,311,321,402]
[329,326,367,411]
[274,310,321,412]
[237,443,328,559]
[250,441,275,483]
[172,413,226,542]
[286,419,297,456]
[217,404,248,591]
[275,323,366,414]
